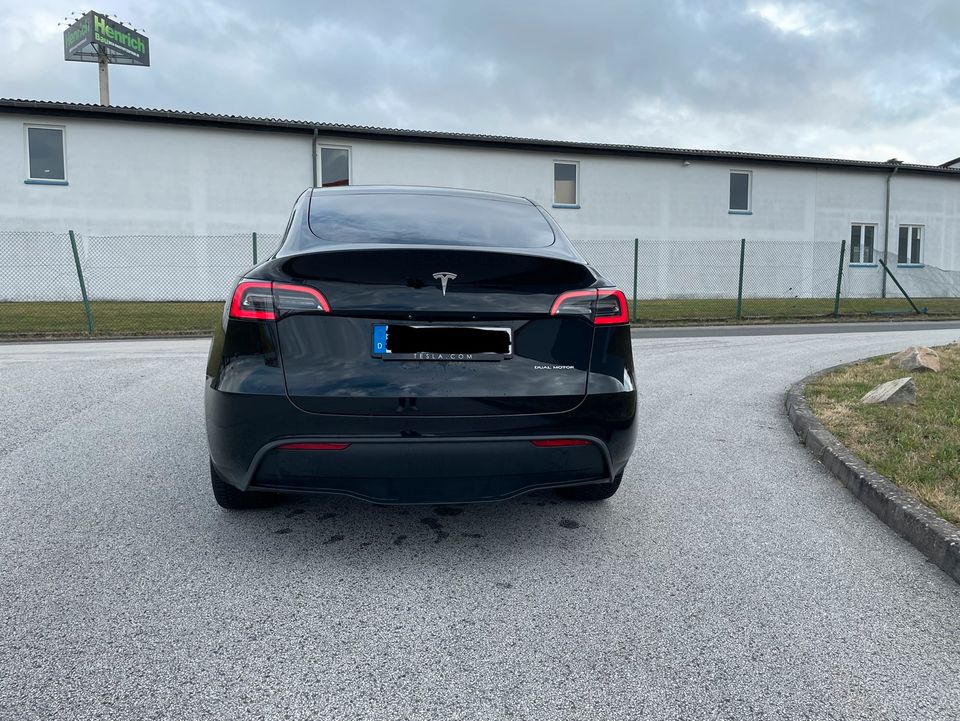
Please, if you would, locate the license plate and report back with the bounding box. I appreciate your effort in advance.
[372,324,512,361]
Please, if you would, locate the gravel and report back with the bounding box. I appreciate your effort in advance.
[1,330,959,720]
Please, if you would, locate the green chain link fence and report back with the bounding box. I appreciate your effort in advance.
[575,238,960,324]
[1,233,958,337]
[0,232,280,337]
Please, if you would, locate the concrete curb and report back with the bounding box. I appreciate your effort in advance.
[785,361,960,584]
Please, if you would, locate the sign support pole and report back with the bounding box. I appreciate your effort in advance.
[98,49,110,105]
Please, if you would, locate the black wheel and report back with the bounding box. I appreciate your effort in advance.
[556,470,624,501]
[210,460,274,510]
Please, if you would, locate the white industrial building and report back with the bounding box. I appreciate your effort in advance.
[1,98,959,300]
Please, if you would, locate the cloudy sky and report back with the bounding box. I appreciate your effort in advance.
[3,1,959,165]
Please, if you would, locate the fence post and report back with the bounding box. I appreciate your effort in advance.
[252,232,258,265]
[68,230,95,335]
[833,238,846,318]
[632,238,639,322]
[735,238,746,320]
[878,258,924,314]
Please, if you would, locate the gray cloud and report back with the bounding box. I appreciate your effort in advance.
[2,0,959,163]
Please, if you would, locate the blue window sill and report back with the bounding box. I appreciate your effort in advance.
[552,203,580,209]
[849,263,878,268]
[24,179,68,186]
[728,209,752,215]
[896,263,924,268]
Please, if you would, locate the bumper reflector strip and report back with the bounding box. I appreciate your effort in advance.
[530,439,591,447]
[278,442,351,451]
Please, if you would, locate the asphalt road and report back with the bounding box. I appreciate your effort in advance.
[2,328,960,720]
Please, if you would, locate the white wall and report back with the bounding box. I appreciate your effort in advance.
[1,112,958,300]
[0,115,313,300]
[0,115,311,235]
[887,173,960,298]
[811,168,960,298]
[339,136,822,242]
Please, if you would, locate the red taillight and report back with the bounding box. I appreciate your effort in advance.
[278,442,350,451]
[273,283,330,313]
[230,281,275,321]
[229,280,330,321]
[530,439,591,447]
[595,289,629,325]
[550,289,597,317]
[550,288,629,325]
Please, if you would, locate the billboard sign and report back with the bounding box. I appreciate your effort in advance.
[63,11,150,67]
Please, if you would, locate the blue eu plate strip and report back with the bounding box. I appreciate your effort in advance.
[372,324,388,355]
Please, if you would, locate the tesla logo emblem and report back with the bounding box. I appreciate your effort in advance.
[432,272,457,296]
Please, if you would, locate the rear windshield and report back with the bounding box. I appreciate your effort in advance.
[301,192,555,249]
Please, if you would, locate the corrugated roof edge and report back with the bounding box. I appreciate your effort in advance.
[3,98,959,176]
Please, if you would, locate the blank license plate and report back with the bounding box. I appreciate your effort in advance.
[372,324,511,361]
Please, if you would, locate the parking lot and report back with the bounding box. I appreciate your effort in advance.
[2,327,960,720]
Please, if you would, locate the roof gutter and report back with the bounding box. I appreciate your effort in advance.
[312,127,318,187]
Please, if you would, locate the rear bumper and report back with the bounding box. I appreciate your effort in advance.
[205,385,637,504]
[248,436,612,503]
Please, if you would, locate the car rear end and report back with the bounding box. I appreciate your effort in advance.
[205,187,636,505]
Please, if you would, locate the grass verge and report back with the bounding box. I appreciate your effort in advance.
[0,301,222,337]
[631,297,960,323]
[1,297,959,338]
[805,343,960,524]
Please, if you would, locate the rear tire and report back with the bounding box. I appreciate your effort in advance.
[557,470,623,501]
[210,460,274,510]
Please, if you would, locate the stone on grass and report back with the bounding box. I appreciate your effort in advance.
[889,346,940,373]
[860,377,916,406]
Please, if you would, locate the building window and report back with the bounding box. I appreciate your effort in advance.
[25,125,66,183]
[320,146,350,187]
[553,161,578,207]
[729,170,751,213]
[898,225,923,265]
[849,224,876,264]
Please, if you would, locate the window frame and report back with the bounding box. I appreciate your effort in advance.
[24,123,68,185]
[552,160,580,209]
[897,224,924,267]
[318,144,352,188]
[848,222,878,266]
[728,170,752,214]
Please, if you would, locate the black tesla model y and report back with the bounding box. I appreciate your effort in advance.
[205,186,637,508]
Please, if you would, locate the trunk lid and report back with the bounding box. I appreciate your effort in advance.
[272,248,597,416]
